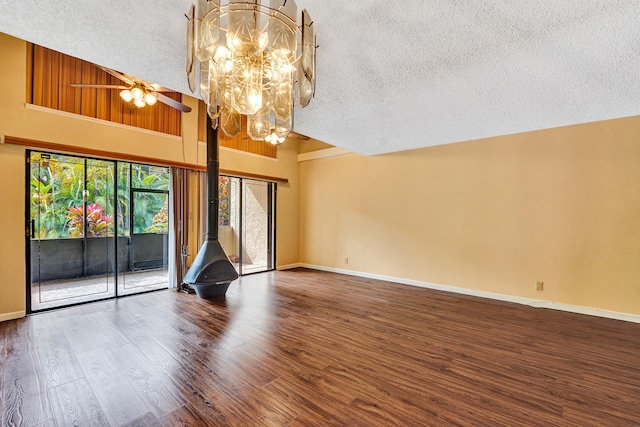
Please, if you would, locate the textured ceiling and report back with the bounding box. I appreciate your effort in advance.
[1,1,638,155]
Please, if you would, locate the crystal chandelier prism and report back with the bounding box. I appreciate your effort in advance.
[186,0,316,145]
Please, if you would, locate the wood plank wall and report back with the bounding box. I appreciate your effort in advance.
[28,44,182,136]
[197,100,277,158]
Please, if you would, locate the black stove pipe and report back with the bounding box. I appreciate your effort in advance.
[205,115,220,242]
[181,115,239,298]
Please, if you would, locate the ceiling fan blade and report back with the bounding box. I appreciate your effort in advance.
[148,83,176,93]
[157,93,192,113]
[70,83,128,89]
[95,65,134,85]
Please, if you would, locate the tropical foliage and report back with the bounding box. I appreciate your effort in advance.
[66,203,114,237]
[30,152,170,239]
[219,175,230,226]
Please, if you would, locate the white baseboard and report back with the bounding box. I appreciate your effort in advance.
[527,301,640,324]
[277,263,302,271]
[0,310,26,322]
[298,264,640,324]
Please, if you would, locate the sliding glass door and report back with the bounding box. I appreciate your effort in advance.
[218,176,275,275]
[29,153,117,311]
[241,179,274,274]
[28,151,170,312]
[117,163,170,297]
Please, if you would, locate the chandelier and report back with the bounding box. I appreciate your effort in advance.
[186,0,316,145]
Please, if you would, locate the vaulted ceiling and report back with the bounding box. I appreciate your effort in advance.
[1,1,638,155]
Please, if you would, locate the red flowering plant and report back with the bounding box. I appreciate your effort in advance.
[66,203,114,237]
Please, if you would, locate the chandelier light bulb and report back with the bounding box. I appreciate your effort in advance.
[248,93,261,109]
[134,98,146,108]
[259,33,268,49]
[265,131,286,146]
[215,46,229,60]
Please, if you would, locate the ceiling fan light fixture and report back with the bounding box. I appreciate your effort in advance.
[144,92,158,106]
[131,86,144,100]
[119,89,133,102]
[187,0,317,143]
[71,65,191,112]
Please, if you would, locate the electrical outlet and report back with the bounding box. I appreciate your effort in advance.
[344,257,349,264]
[536,281,544,291]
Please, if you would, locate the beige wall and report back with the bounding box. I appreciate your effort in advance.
[0,33,300,319]
[300,116,640,316]
[297,138,334,154]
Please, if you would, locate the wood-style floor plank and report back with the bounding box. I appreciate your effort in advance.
[2,325,52,427]
[1,268,640,426]
[48,378,109,426]
[107,343,186,417]
[75,347,151,426]
[157,403,221,427]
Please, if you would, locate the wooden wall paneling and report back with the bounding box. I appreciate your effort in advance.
[131,100,140,130]
[109,73,123,125]
[213,113,276,158]
[144,100,152,132]
[159,96,167,134]
[122,96,132,127]
[176,94,183,135]
[50,49,61,110]
[136,102,145,129]
[136,95,148,132]
[149,98,158,132]
[128,94,138,128]
[138,103,146,130]
[197,100,206,142]
[73,57,83,113]
[158,94,174,134]
[31,45,42,105]
[141,98,150,132]
[155,94,164,133]
[219,131,233,150]
[60,53,73,114]
[160,97,168,134]
[26,43,33,104]
[40,46,52,108]
[173,94,182,136]
[162,92,180,136]
[28,44,184,136]
[95,65,109,121]
[240,116,250,152]
[155,94,164,135]
[139,102,147,129]
[80,62,96,118]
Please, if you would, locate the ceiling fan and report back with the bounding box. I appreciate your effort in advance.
[71,65,192,113]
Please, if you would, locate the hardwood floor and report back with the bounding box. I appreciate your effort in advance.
[2,268,640,426]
